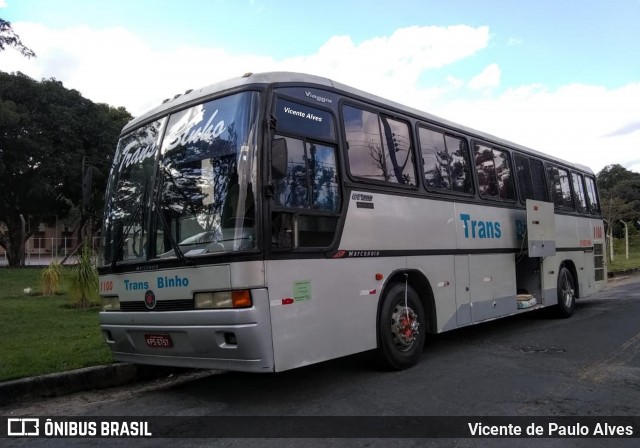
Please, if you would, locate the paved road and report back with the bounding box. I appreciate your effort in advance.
[3,276,640,447]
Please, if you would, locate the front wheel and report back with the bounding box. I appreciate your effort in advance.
[377,282,426,370]
[556,266,576,318]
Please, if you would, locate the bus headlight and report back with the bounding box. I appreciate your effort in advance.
[101,296,120,311]
[194,290,252,309]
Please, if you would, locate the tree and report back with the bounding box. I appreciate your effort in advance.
[0,18,36,58]
[0,71,132,267]
[597,164,640,243]
[597,164,637,195]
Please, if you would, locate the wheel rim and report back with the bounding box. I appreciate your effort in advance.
[390,303,420,351]
[560,271,575,308]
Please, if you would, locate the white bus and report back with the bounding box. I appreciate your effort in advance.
[98,72,606,372]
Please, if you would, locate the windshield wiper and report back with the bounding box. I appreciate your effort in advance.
[110,205,141,269]
[111,180,149,269]
[153,192,191,266]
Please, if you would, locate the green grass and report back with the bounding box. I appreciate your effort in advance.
[608,235,640,273]
[1,235,638,382]
[0,267,112,382]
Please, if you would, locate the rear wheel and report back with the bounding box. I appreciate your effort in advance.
[377,282,426,370]
[556,266,576,318]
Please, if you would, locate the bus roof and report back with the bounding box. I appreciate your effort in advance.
[123,71,594,175]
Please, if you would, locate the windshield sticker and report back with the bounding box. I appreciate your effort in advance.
[293,280,312,301]
[116,120,163,173]
[164,108,226,152]
[283,105,323,123]
[120,141,157,170]
[275,98,335,141]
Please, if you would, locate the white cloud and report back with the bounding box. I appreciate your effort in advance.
[0,22,276,114]
[277,25,490,106]
[0,1,8,9]
[468,63,501,91]
[1,22,638,173]
[436,82,640,173]
[0,23,489,115]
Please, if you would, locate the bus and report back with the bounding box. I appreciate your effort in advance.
[98,72,606,372]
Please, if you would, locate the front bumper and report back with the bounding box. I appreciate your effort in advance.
[99,288,274,372]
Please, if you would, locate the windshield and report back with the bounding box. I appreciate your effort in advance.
[101,120,163,265]
[100,91,260,266]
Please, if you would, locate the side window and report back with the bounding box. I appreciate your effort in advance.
[473,143,516,200]
[343,105,416,186]
[584,176,601,214]
[529,159,548,201]
[546,165,559,206]
[547,165,574,210]
[271,135,341,249]
[447,135,473,193]
[274,136,340,211]
[514,154,533,202]
[420,127,472,194]
[275,137,308,208]
[421,128,450,189]
[309,144,341,210]
[514,155,548,202]
[571,172,588,213]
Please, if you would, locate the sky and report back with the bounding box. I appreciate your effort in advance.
[1,0,639,173]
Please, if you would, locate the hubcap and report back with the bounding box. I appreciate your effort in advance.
[390,304,420,350]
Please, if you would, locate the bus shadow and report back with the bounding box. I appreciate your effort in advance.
[154,302,594,409]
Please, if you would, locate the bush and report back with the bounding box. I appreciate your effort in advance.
[41,261,63,295]
[68,243,99,308]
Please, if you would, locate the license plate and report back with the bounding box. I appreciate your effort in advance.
[144,334,173,348]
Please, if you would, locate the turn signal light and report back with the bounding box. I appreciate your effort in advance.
[231,290,252,308]
[194,290,252,309]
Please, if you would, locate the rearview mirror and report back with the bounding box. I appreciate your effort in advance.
[271,138,288,179]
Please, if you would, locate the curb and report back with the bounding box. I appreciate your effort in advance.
[608,267,640,278]
[0,363,186,407]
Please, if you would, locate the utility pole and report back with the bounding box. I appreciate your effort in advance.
[19,214,26,267]
[621,220,629,260]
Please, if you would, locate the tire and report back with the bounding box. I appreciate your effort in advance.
[377,282,426,370]
[556,266,576,318]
